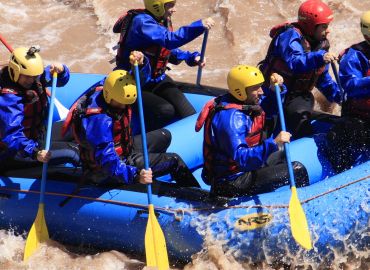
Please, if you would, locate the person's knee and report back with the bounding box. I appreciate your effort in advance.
[160,128,172,141]
[293,161,309,187]
[146,129,172,152]
[159,129,172,149]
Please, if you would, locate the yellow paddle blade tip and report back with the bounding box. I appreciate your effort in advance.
[145,204,169,270]
[23,204,49,261]
[289,187,312,250]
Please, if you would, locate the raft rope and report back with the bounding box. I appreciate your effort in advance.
[0,174,369,220]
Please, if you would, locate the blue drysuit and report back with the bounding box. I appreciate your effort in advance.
[203,85,287,182]
[0,65,69,162]
[269,27,341,103]
[74,89,138,184]
[339,45,370,99]
[115,12,205,84]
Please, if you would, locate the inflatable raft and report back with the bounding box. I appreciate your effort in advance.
[0,73,368,264]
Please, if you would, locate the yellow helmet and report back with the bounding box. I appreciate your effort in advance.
[8,46,44,82]
[103,70,137,105]
[361,10,370,38]
[227,65,265,101]
[144,0,175,18]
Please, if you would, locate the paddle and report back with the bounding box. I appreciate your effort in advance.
[196,29,209,86]
[24,72,58,260]
[274,83,312,250]
[0,34,14,52]
[133,62,169,270]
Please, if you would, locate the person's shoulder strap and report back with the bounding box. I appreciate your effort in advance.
[269,22,296,39]
[113,9,147,34]
[61,86,104,137]
[195,98,217,132]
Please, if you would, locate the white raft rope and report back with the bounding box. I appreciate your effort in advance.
[0,174,369,221]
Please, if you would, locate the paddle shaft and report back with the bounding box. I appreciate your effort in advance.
[196,30,209,86]
[40,72,58,204]
[274,84,296,188]
[0,34,13,52]
[275,84,313,249]
[134,62,169,269]
[133,63,153,204]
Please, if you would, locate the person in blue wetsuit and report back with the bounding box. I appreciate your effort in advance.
[0,46,79,172]
[65,52,199,186]
[326,10,370,173]
[259,0,341,139]
[196,66,309,198]
[113,0,215,131]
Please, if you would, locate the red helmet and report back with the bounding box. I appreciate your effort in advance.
[298,0,333,36]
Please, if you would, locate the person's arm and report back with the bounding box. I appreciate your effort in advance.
[132,15,205,50]
[0,95,39,157]
[214,110,278,172]
[277,29,326,73]
[169,48,200,66]
[41,64,70,87]
[339,49,370,98]
[84,114,138,184]
[316,65,342,103]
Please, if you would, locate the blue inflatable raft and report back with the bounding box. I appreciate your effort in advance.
[0,73,369,264]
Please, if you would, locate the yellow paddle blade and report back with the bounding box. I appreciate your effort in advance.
[24,203,49,261]
[289,187,312,250]
[145,204,169,270]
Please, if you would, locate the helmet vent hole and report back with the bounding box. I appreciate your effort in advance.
[153,4,160,11]
[21,64,27,69]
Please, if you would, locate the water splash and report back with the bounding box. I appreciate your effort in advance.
[0,229,147,270]
[186,193,370,270]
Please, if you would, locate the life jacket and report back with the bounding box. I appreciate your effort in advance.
[259,22,329,94]
[64,87,133,172]
[339,41,370,120]
[195,97,266,184]
[0,71,47,142]
[113,9,173,79]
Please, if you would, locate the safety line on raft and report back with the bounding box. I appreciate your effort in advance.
[0,174,369,217]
